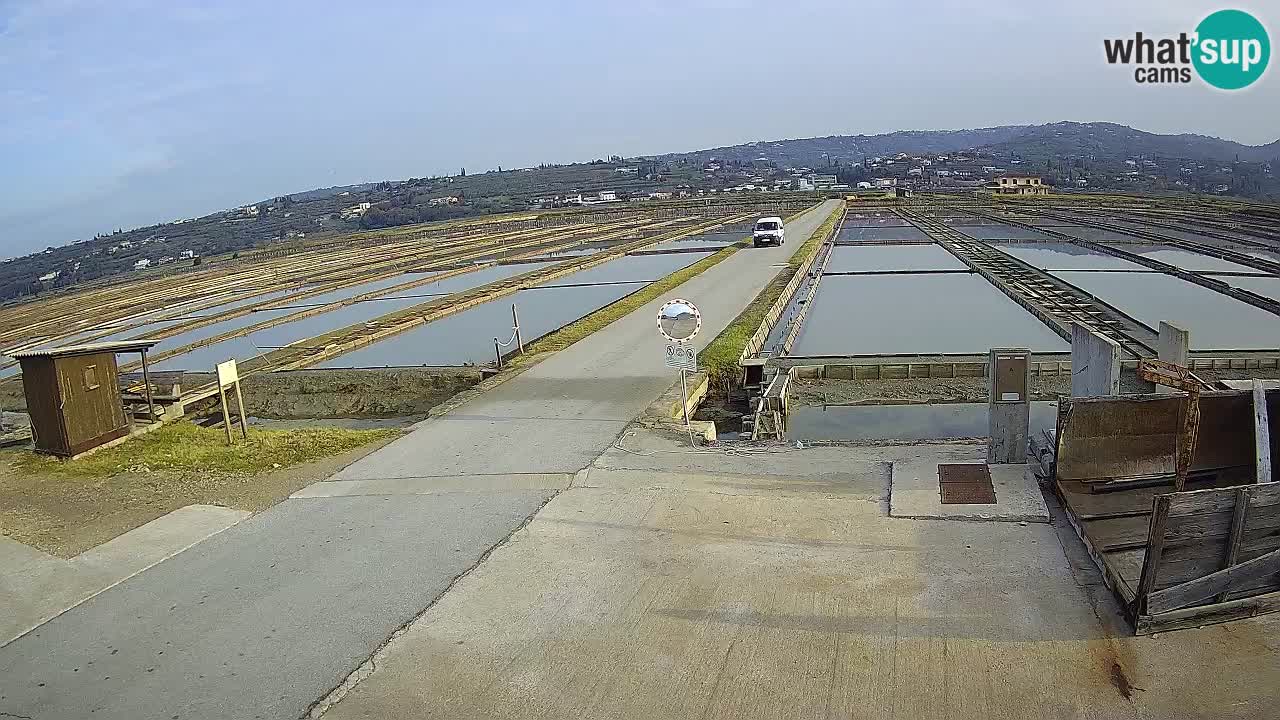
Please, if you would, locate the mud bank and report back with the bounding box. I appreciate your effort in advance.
[187,367,484,418]
[789,367,1280,407]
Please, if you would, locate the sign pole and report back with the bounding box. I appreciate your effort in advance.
[658,299,702,438]
[218,384,233,445]
[234,378,249,440]
[679,367,690,426]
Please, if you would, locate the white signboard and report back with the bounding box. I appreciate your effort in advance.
[665,342,697,371]
[216,359,239,387]
[214,358,248,444]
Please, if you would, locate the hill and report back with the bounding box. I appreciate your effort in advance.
[657,121,1280,167]
[4,121,1277,306]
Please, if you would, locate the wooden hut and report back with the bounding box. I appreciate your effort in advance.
[10,340,159,458]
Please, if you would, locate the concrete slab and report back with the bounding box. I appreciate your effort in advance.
[318,428,1280,720]
[582,466,885,500]
[890,456,1049,522]
[332,414,631,478]
[1,504,249,646]
[293,473,573,497]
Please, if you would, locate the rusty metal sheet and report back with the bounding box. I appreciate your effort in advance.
[941,483,998,504]
[938,463,992,485]
[938,463,997,504]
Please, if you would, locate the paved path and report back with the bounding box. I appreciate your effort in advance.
[0,200,839,720]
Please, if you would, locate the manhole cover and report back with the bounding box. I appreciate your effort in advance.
[938,464,991,485]
[939,463,997,505]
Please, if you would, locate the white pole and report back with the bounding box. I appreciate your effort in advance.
[513,303,523,354]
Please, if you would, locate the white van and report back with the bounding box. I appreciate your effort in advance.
[753,216,785,247]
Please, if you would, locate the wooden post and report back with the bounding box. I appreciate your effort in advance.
[1254,379,1272,484]
[1176,391,1201,492]
[234,379,249,440]
[1217,487,1250,603]
[139,349,156,424]
[494,338,503,369]
[1136,359,1206,492]
[1134,494,1171,616]
[218,383,233,445]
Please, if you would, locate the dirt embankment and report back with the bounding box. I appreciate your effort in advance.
[790,367,1280,407]
[202,367,484,418]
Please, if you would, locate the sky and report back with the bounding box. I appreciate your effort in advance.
[1,0,1277,258]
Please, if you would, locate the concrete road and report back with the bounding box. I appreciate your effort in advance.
[321,429,1280,720]
[0,200,840,720]
[331,199,840,480]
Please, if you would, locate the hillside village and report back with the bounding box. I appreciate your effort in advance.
[2,122,1275,306]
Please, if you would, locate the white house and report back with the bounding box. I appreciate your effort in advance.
[134,259,152,270]
[38,271,60,282]
[341,202,372,219]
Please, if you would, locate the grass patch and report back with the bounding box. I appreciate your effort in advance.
[699,203,844,385]
[13,422,400,478]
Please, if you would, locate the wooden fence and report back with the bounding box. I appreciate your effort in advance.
[1053,389,1280,634]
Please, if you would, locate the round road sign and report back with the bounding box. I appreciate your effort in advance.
[657,299,701,343]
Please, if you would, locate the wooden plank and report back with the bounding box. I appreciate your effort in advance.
[1134,495,1172,613]
[1146,547,1280,614]
[1055,484,1138,606]
[1083,514,1163,552]
[1255,380,1272,484]
[1164,504,1280,543]
[1105,548,1146,587]
[1079,487,1280,557]
[1138,590,1280,635]
[1166,482,1280,515]
[1218,487,1250,602]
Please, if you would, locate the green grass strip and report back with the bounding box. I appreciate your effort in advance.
[699,203,844,385]
[13,423,399,477]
